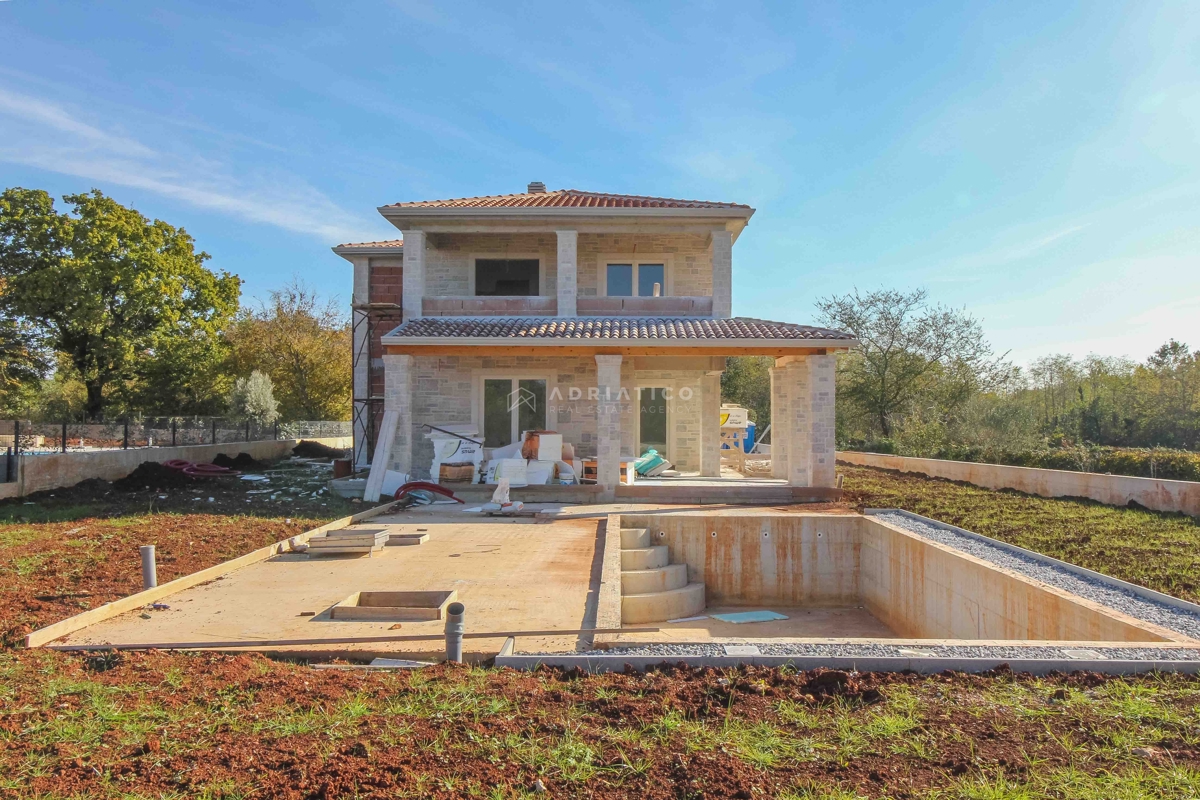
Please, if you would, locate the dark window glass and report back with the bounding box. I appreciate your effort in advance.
[517,379,547,436]
[639,387,668,457]
[638,264,665,297]
[483,380,513,447]
[606,264,633,296]
[475,259,539,296]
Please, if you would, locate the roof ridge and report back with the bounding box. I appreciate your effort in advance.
[383,188,752,210]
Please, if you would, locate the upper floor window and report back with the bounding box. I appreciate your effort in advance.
[605,262,666,297]
[475,258,539,296]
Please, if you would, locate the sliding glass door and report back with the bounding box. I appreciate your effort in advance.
[482,378,547,447]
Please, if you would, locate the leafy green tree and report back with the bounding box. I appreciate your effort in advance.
[721,356,773,437]
[227,280,350,421]
[0,313,49,416]
[817,287,1004,439]
[0,188,240,420]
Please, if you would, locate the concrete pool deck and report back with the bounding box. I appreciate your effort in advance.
[59,516,605,661]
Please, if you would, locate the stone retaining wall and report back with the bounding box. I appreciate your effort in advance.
[837,451,1200,517]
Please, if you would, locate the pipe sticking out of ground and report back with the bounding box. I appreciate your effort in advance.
[444,602,465,662]
[139,546,157,590]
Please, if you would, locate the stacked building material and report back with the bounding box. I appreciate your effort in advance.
[306,527,390,556]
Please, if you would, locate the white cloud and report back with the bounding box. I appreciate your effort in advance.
[0,83,382,243]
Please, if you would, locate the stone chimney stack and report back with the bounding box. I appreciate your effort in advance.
[527,181,546,194]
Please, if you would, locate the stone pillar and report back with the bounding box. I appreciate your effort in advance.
[769,364,789,480]
[556,230,577,317]
[809,354,838,487]
[401,230,425,322]
[787,357,812,487]
[595,355,623,496]
[351,256,371,468]
[710,229,733,318]
[383,353,414,476]
[700,370,723,477]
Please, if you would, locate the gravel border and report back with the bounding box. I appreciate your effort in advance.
[593,642,1200,661]
[873,511,1200,640]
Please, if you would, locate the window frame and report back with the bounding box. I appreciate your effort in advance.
[467,253,546,297]
[472,371,557,448]
[597,255,674,297]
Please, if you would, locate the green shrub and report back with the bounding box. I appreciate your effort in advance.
[841,443,1200,482]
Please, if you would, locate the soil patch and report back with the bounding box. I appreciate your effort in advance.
[112,461,195,492]
[212,452,267,470]
[292,439,348,459]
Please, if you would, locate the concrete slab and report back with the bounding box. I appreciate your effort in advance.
[61,518,603,660]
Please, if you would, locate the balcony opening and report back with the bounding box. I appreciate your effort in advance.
[475,258,540,296]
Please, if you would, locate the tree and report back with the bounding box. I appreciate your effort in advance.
[721,356,773,436]
[229,370,280,425]
[227,280,351,421]
[816,287,1003,438]
[0,313,49,416]
[0,188,241,420]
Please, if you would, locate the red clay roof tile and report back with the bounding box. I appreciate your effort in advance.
[382,189,751,210]
[384,316,853,342]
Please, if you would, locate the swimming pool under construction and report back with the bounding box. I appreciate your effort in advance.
[29,502,1200,675]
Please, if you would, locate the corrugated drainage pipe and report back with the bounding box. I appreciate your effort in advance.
[444,602,465,663]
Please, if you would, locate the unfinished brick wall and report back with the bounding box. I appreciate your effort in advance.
[367,262,404,401]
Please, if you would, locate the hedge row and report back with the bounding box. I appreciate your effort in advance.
[843,443,1200,482]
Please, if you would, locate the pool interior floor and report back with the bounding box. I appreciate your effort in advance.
[609,605,895,645]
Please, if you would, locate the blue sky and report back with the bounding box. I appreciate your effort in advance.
[1,1,1197,365]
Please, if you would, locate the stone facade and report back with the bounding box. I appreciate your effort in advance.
[391,354,712,478]
[423,233,560,297]
[809,354,837,487]
[576,233,713,297]
[413,231,716,301]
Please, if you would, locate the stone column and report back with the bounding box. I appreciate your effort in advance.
[809,354,838,487]
[556,230,577,317]
[351,256,371,468]
[710,229,733,318]
[595,355,623,496]
[401,230,425,322]
[787,357,812,487]
[700,370,723,477]
[769,364,790,480]
[383,353,414,476]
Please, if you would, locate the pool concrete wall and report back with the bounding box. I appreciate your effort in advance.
[859,516,1167,642]
[837,450,1200,517]
[618,512,1179,643]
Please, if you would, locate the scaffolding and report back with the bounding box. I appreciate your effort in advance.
[351,302,403,468]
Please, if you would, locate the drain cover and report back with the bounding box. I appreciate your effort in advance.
[723,645,761,656]
[1061,649,1106,659]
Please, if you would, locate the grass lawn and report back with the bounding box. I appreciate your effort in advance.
[0,463,1198,798]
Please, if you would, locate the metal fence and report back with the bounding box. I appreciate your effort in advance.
[0,418,351,481]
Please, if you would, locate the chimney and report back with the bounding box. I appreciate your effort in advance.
[527,181,546,194]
